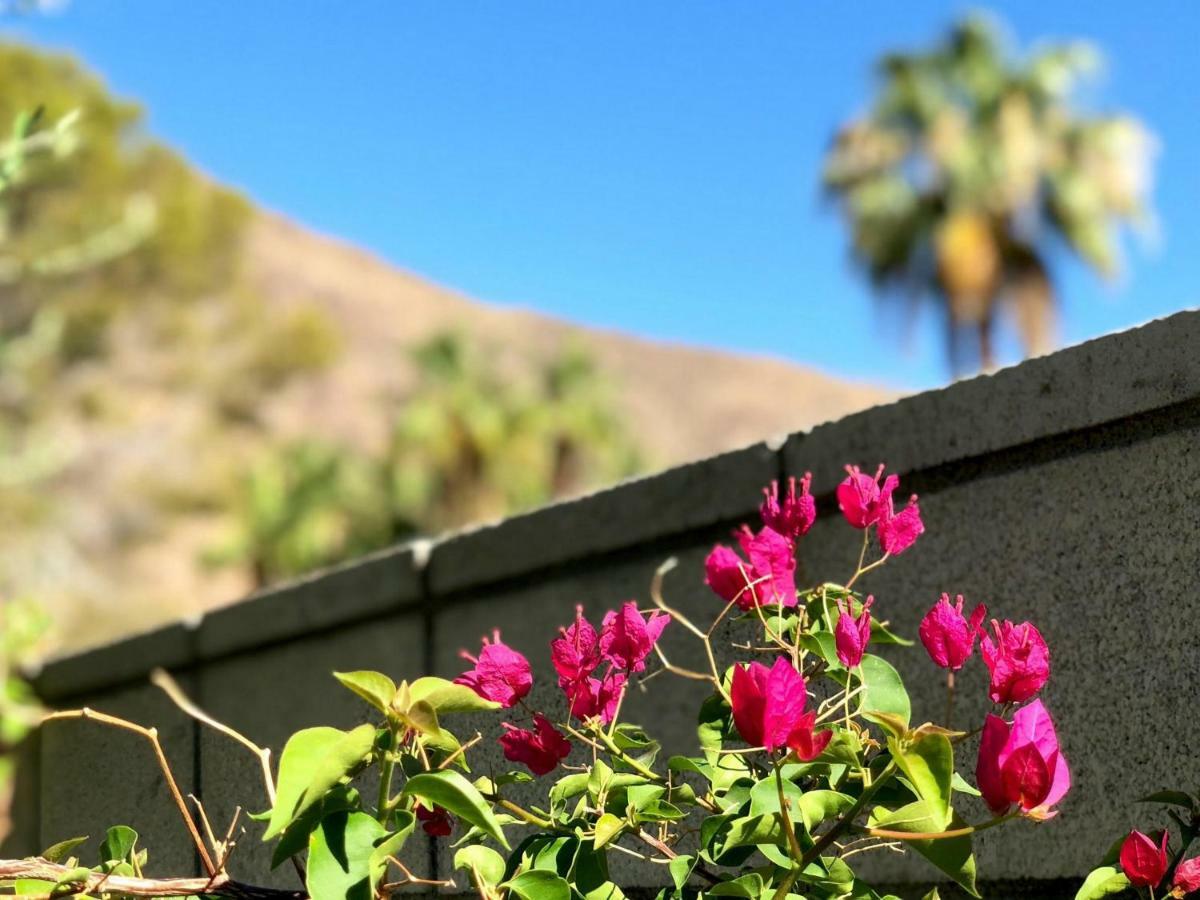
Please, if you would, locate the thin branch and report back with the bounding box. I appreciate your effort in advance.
[41,708,217,877]
[0,859,305,900]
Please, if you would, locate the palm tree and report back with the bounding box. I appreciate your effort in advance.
[823,14,1155,373]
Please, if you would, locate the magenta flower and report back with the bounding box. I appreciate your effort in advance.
[499,713,571,776]
[729,657,831,760]
[598,601,669,673]
[975,700,1070,819]
[550,605,601,683]
[414,802,454,837]
[981,619,1050,704]
[918,594,987,671]
[836,464,899,529]
[1121,830,1169,887]
[562,671,626,724]
[834,596,873,668]
[877,493,924,555]
[1173,857,1200,895]
[760,474,817,539]
[703,525,797,611]
[454,629,532,708]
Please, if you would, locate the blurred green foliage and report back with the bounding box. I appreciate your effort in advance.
[824,14,1156,372]
[209,331,641,587]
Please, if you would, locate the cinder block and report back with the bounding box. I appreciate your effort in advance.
[196,612,431,890]
[197,543,423,660]
[34,622,195,703]
[783,309,1200,489]
[39,678,199,877]
[428,442,779,595]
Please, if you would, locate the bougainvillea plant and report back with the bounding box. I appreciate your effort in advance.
[2,464,1070,900]
[1075,791,1200,900]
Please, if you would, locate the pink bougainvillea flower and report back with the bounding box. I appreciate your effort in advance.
[561,670,626,724]
[500,713,571,776]
[918,594,987,671]
[877,493,924,556]
[703,526,797,611]
[1121,830,1169,887]
[414,802,454,837]
[981,619,1050,704]
[598,601,669,673]
[1173,857,1200,895]
[836,464,899,529]
[975,699,1070,818]
[729,657,832,760]
[454,629,532,708]
[550,605,601,682]
[760,474,817,539]
[834,595,873,668]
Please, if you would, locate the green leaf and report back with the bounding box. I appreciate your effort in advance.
[920,889,941,900]
[669,854,696,891]
[749,775,803,817]
[54,867,93,888]
[367,811,416,887]
[890,733,953,827]
[593,813,624,850]
[1075,866,1132,900]
[857,654,911,726]
[306,811,384,900]
[799,631,842,669]
[951,772,981,797]
[454,845,507,888]
[100,826,138,867]
[334,671,397,715]
[1139,790,1197,809]
[698,693,733,754]
[272,785,362,869]
[708,873,764,898]
[797,790,855,832]
[41,836,88,864]
[410,676,501,713]
[401,770,509,849]
[505,870,571,900]
[264,725,377,841]
[870,617,914,646]
[14,880,59,895]
[869,802,977,897]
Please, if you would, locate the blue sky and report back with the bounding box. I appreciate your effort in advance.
[7,2,1199,390]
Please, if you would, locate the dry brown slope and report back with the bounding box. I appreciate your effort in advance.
[246,213,895,468]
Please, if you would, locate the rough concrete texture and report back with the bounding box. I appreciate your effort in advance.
[427,441,778,594]
[784,309,1200,489]
[38,679,200,877]
[196,543,423,659]
[196,612,431,889]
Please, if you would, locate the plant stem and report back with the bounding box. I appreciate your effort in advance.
[945,670,956,729]
[376,727,398,823]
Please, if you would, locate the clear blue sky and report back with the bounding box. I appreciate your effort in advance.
[7,2,1199,390]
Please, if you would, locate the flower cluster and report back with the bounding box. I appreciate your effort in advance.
[455,601,669,779]
[916,591,1064,818]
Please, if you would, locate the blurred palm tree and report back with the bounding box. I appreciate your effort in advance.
[823,14,1156,373]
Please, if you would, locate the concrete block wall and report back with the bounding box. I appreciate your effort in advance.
[10,310,1200,898]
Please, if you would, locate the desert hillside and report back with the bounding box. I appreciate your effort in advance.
[245,213,893,466]
[21,210,894,652]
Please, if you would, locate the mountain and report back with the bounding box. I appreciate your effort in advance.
[243,212,892,467]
